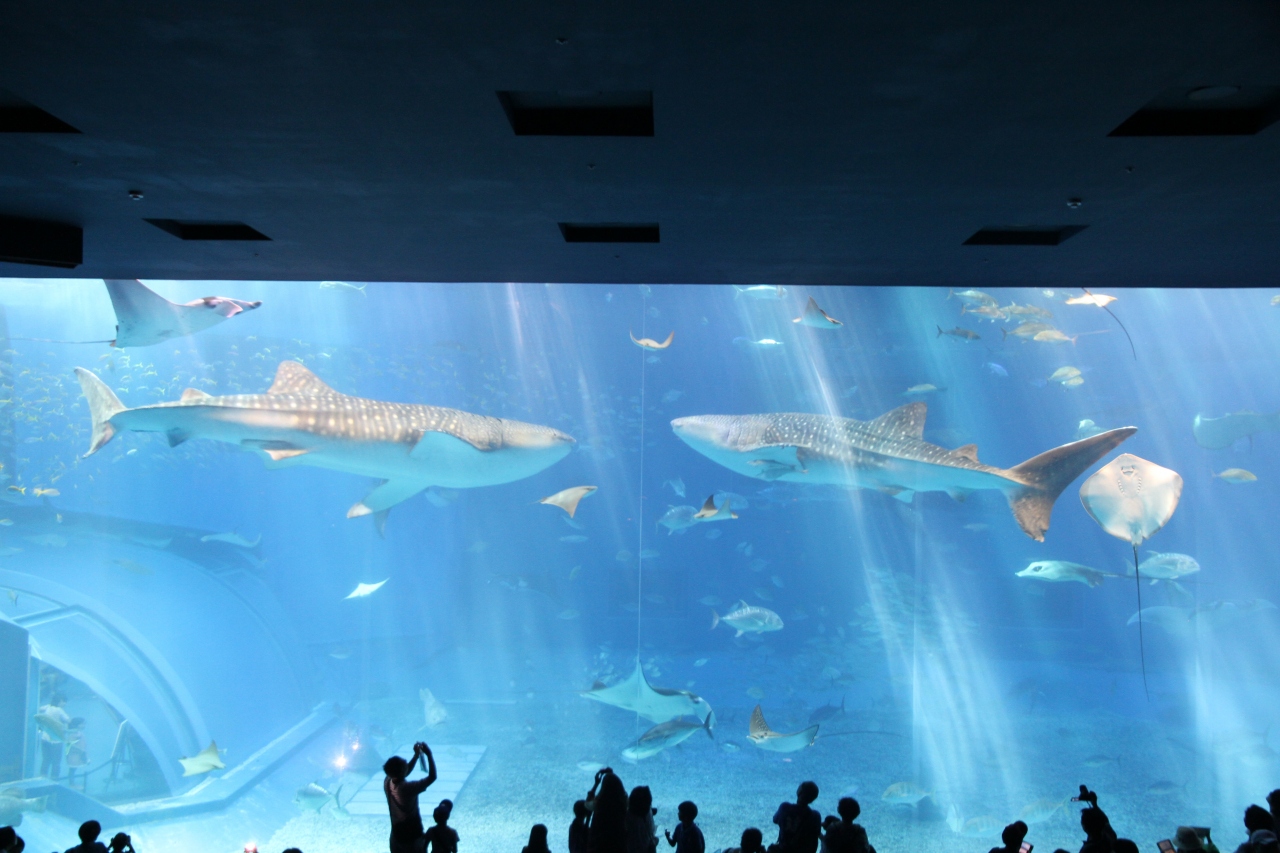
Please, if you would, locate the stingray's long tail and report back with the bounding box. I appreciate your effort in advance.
[1134,545,1149,700]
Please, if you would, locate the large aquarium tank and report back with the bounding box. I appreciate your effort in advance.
[0,279,1275,853]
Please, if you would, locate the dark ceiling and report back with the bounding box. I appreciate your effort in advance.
[1,1,1278,286]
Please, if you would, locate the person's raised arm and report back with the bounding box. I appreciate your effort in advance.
[421,742,437,787]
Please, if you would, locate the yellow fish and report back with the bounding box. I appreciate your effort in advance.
[1048,366,1082,382]
[6,486,24,495]
[32,488,59,497]
[1214,468,1257,484]
[629,331,675,351]
[1033,329,1076,344]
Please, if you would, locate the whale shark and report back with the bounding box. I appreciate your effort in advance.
[671,404,1135,541]
[106,279,261,348]
[1193,410,1280,450]
[75,360,575,530]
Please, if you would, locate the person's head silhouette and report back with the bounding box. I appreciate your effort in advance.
[383,755,409,780]
[837,798,860,822]
[797,781,818,806]
[78,822,101,845]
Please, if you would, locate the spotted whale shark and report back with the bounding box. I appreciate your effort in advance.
[671,404,1135,541]
[75,360,575,530]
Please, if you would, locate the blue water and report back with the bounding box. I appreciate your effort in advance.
[0,280,1277,853]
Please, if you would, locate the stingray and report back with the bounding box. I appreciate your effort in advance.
[107,279,261,347]
[580,660,713,724]
[344,579,388,599]
[178,740,226,776]
[630,330,674,350]
[793,297,843,328]
[693,494,737,522]
[539,485,597,518]
[747,705,818,752]
[1080,453,1183,697]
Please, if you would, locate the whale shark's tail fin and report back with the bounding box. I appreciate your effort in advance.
[74,367,127,456]
[1004,427,1137,541]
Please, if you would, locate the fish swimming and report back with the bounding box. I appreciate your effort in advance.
[1018,798,1068,824]
[621,716,714,761]
[882,782,932,805]
[106,279,261,348]
[1192,411,1280,449]
[1016,560,1114,587]
[420,688,448,728]
[712,601,783,637]
[179,741,226,776]
[75,361,574,532]
[580,660,713,723]
[734,285,787,300]
[657,505,699,534]
[294,782,342,812]
[664,477,686,497]
[794,297,843,328]
[1214,467,1257,483]
[630,331,674,350]
[808,697,845,725]
[345,579,388,599]
[692,494,737,522]
[747,705,817,752]
[539,485,598,517]
[672,405,1135,541]
[0,789,47,824]
[937,326,980,341]
[948,289,998,308]
[200,532,262,548]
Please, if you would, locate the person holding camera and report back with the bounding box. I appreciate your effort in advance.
[1071,787,1116,853]
[107,834,134,853]
[383,741,438,853]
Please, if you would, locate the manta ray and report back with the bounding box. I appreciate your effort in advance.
[75,360,575,531]
[106,279,261,348]
[671,404,1135,541]
[581,661,714,724]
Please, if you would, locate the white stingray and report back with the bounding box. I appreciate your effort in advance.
[1079,453,1183,696]
[106,279,261,348]
[580,661,713,723]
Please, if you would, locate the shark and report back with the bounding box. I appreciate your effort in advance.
[581,661,714,724]
[1192,410,1280,450]
[105,279,261,348]
[75,361,574,530]
[670,404,1135,541]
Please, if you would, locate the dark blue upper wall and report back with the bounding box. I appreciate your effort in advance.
[0,0,1277,286]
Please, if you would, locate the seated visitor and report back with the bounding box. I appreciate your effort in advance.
[990,820,1028,853]
[724,829,765,853]
[824,798,872,853]
[524,824,550,853]
[65,821,108,853]
[773,782,821,853]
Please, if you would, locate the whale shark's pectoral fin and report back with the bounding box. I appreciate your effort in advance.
[880,486,915,503]
[411,429,494,456]
[166,429,190,447]
[242,439,312,466]
[347,479,432,532]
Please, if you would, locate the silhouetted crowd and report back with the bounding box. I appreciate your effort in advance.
[7,760,1280,853]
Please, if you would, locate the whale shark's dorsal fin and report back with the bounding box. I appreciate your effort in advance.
[181,388,213,402]
[268,361,341,396]
[864,402,927,439]
[749,704,773,738]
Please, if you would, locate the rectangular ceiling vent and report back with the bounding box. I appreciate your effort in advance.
[559,222,660,243]
[963,225,1086,246]
[0,215,82,268]
[146,219,271,241]
[0,90,80,133]
[1109,86,1280,136]
[498,91,653,136]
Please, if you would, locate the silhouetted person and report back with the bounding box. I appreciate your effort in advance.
[1175,825,1220,853]
[383,742,437,853]
[725,830,765,853]
[0,827,22,853]
[664,802,704,853]
[588,770,627,853]
[107,834,134,853]
[1079,806,1116,853]
[818,818,839,853]
[282,849,303,853]
[66,717,88,791]
[823,798,872,853]
[38,693,69,779]
[990,820,1028,853]
[570,800,591,853]
[524,825,550,853]
[626,786,656,853]
[1269,791,1280,829]
[424,800,458,853]
[65,821,107,853]
[1112,842,1139,853]
[1233,806,1278,853]
[772,782,821,853]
